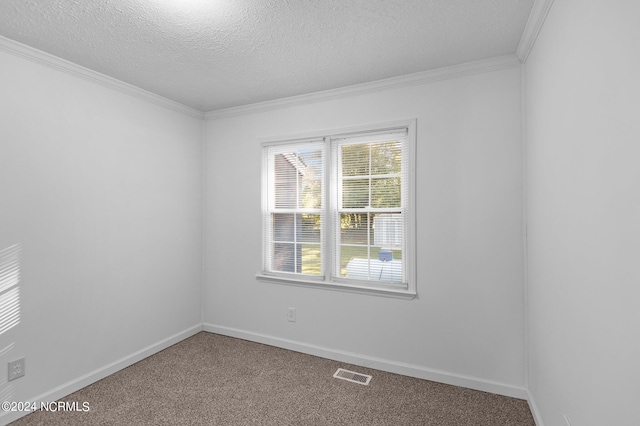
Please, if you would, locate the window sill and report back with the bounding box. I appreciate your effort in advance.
[255,273,417,300]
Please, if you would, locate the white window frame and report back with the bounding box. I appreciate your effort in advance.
[257,119,416,299]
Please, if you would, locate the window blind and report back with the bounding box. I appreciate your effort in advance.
[332,130,408,284]
[264,141,325,277]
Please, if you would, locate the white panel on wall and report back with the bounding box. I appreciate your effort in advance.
[204,65,525,395]
[0,47,203,423]
[525,0,640,425]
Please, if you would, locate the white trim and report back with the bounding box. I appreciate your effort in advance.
[0,35,203,119]
[202,323,529,400]
[205,55,521,120]
[521,63,530,393]
[405,120,417,292]
[323,137,333,281]
[0,324,203,425]
[516,0,556,63]
[527,390,546,426]
[255,273,416,299]
[259,119,415,146]
[201,119,207,325]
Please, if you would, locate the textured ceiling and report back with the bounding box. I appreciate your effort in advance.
[0,0,534,112]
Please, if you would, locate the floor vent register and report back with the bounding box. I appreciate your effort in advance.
[333,368,372,385]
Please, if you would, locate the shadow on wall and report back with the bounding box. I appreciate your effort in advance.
[0,243,22,403]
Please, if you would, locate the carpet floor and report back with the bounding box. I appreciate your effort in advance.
[10,332,535,425]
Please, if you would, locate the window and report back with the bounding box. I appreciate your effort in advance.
[259,120,416,297]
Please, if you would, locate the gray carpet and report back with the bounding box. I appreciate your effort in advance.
[11,332,535,425]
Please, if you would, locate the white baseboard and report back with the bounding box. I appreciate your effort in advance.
[0,324,202,425]
[527,390,545,426]
[202,323,529,400]
[1,323,537,425]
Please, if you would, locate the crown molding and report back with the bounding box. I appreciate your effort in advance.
[516,0,555,63]
[0,31,526,122]
[0,35,204,119]
[204,54,522,121]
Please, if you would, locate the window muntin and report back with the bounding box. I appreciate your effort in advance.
[261,122,415,296]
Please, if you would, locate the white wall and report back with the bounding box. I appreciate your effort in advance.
[0,47,203,422]
[525,0,640,424]
[204,66,526,395]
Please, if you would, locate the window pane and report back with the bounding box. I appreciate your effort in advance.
[371,213,403,249]
[342,246,403,282]
[301,178,322,209]
[301,244,321,275]
[342,179,369,208]
[341,144,370,176]
[371,141,402,175]
[273,214,295,242]
[340,213,369,244]
[339,245,369,277]
[371,177,401,208]
[300,214,321,243]
[299,150,323,209]
[273,148,323,209]
[272,243,296,272]
[274,154,299,209]
[337,213,404,282]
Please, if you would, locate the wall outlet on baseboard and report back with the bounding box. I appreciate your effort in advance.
[563,414,572,426]
[8,358,25,381]
[287,307,296,322]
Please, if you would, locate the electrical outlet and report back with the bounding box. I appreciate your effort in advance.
[8,358,25,381]
[287,307,296,322]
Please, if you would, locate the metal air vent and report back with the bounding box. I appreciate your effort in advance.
[333,368,372,385]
